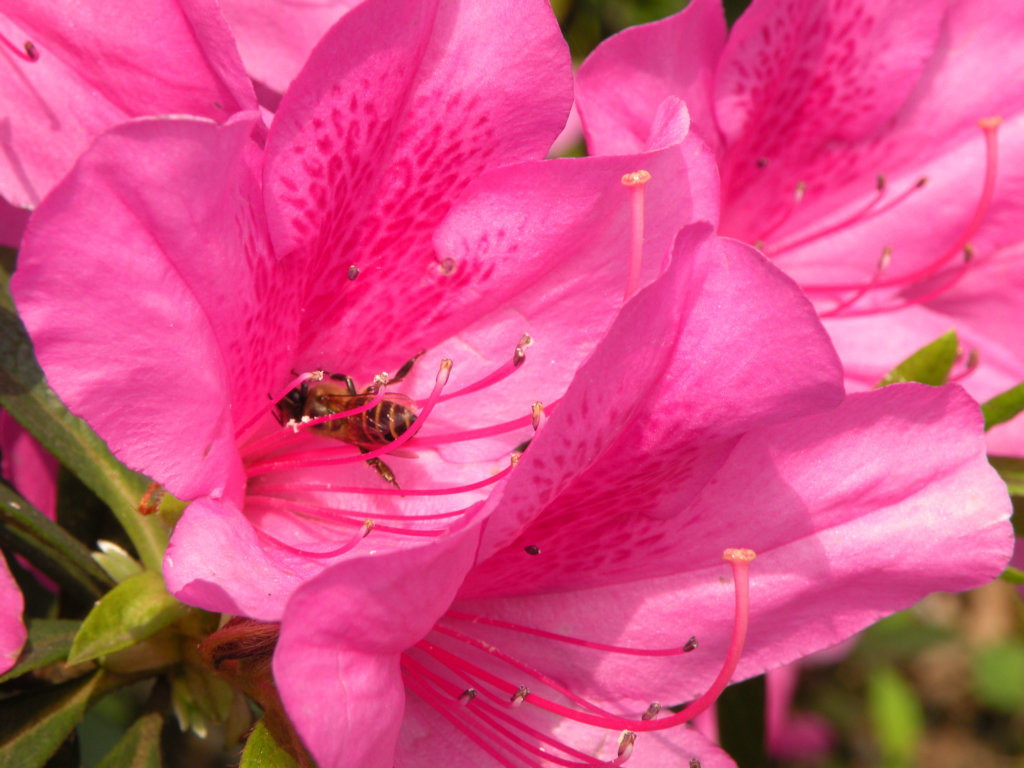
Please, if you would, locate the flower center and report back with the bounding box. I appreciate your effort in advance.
[756,119,1002,320]
[233,336,550,557]
[402,548,756,765]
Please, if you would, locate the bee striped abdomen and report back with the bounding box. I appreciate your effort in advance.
[352,396,418,445]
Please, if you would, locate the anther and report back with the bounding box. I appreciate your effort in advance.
[0,34,39,63]
[683,636,698,653]
[617,730,637,760]
[458,688,477,706]
[793,181,806,203]
[509,453,521,467]
[439,257,457,275]
[689,760,703,768]
[531,401,544,431]
[347,265,359,280]
[524,545,540,556]
[756,157,768,168]
[510,685,530,706]
[513,333,533,367]
[359,519,374,537]
[641,703,661,721]
[621,169,652,302]
[876,174,886,191]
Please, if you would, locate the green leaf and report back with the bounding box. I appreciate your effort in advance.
[972,642,1024,713]
[987,455,1024,496]
[95,712,163,768]
[1000,566,1024,585]
[0,484,113,599]
[981,380,1024,431]
[93,540,144,583]
[0,670,103,768]
[877,330,958,387]
[68,571,185,665]
[0,619,81,684]
[867,666,924,768]
[0,276,168,573]
[240,720,300,768]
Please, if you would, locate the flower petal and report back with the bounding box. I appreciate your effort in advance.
[576,0,726,156]
[451,383,1012,712]
[262,0,573,369]
[464,225,844,581]
[0,552,26,675]
[0,1,255,207]
[12,115,279,504]
[274,524,479,768]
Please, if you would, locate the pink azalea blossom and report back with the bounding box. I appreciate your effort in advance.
[0,553,23,675]
[270,220,1011,766]
[0,410,60,675]
[0,0,256,211]
[13,0,694,621]
[575,0,1024,454]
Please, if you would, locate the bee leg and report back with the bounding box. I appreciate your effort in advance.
[328,373,359,395]
[389,350,425,386]
[359,447,400,488]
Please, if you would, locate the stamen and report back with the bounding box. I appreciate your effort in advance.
[348,265,360,280]
[256,456,516,498]
[621,170,651,301]
[411,399,559,448]
[524,545,541,556]
[435,335,531,404]
[422,548,755,734]
[444,611,697,657]
[253,519,371,559]
[817,246,892,319]
[247,492,473,522]
[756,180,807,245]
[800,118,1000,310]
[616,731,636,762]
[0,34,39,62]
[641,703,661,721]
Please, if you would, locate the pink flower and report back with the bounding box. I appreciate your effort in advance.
[13,0,665,621]
[575,0,1024,453]
[0,411,59,675]
[0,1,256,212]
[0,554,24,675]
[268,220,1011,766]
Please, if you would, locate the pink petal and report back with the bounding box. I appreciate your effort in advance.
[219,0,362,97]
[0,1,255,207]
[262,0,572,368]
[451,383,1011,712]
[0,552,26,675]
[0,412,57,520]
[576,0,726,156]
[464,226,844,582]
[0,196,28,248]
[274,525,480,768]
[11,115,278,504]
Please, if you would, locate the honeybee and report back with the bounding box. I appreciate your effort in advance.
[275,354,422,486]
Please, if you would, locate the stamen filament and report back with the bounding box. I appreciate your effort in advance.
[418,548,755,734]
[246,493,472,521]
[621,170,651,301]
[411,399,559,448]
[443,611,695,656]
[434,336,532,404]
[253,519,371,559]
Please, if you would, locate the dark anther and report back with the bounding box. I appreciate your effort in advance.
[683,636,698,652]
[524,545,541,556]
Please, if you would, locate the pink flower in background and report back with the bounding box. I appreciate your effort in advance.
[575,0,1024,454]
[0,0,256,214]
[0,555,23,675]
[270,223,1012,766]
[0,411,59,675]
[13,0,728,621]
